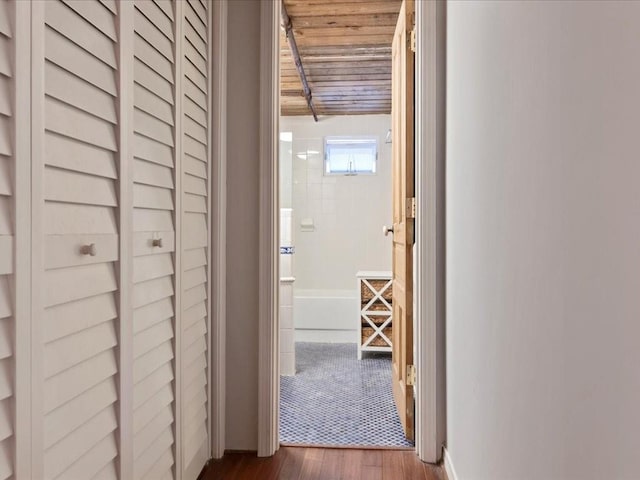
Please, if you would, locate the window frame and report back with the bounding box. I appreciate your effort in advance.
[323,135,379,176]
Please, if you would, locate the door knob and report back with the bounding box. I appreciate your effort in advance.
[152,238,163,248]
[80,243,97,256]
[383,225,394,236]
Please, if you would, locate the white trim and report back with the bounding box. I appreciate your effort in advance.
[174,1,185,476]
[117,2,134,477]
[259,0,447,458]
[30,3,45,477]
[210,0,227,460]
[443,448,460,480]
[14,1,32,476]
[414,0,447,463]
[205,0,214,462]
[257,0,280,458]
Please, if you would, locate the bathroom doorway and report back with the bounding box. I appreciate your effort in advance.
[277,117,411,447]
[254,0,446,461]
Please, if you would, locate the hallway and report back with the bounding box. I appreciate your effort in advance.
[205,447,445,480]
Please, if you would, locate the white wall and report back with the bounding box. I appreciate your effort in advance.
[280,115,392,339]
[447,2,640,479]
[225,0,260,451]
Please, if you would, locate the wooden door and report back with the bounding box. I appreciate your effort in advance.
[391,0,415,441]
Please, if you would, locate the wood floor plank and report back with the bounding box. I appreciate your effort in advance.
[299,447,324,479]
[382,449,405,480]
[424,461,447,480]
[363,465,383,480]
[341,449,364,479]
[277,446,306,479]
[362,449,382,467]
[203,446,444,480]
[318,448,344,479]
[402,451,426,480]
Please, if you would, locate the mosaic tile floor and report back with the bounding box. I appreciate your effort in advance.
[280,342,414,448]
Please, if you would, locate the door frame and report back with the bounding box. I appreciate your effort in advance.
[210,0,228,460]
[253,0,447,462]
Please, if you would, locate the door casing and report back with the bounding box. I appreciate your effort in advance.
[246,0,447,462]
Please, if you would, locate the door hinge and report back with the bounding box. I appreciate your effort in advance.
[407,197,416,219]
[407,365,416,386]
[410,27,416,53]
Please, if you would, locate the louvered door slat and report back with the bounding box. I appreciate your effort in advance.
[45,62,117,123]
[59,434,118,480]
[184,156,207,180]
[134,405,173,459]
[133,362,174,410]
[41,2,120,478]
[155,0,174,21]
[184,1,205,43]
[0,40,8,79]
[0,77,11,117]
[135,1,173,42]
[0,3,10,38]
[44,405,117,478]
[135,34,173,84]
[134,8,173,62]
[45,27,117,95]
[133,383,173,434]
[181,1,210,476]
[0,4,15,475]
[44,378,117,448]
[45,131,118,179]
[134,83,174,125]
[184,76,207,107]
[134,59,174,105]
[134,158,174,188]
[133,342,174,384]
[134,183,174,210]
[133,297,174,333]
[93,461,118,480]
[45,0,117,68]
[134,320,173,359]
[142,449,174,480]
[132,1,177,478]
[184,21,206,60]
[44,349,117,414]
[44,293,117,343]
[45,168,118,206]
[100,0,117,15]
[61,0,117,41]
[134,429,173,480]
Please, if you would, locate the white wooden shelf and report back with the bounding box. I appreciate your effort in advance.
[357,271,393,359]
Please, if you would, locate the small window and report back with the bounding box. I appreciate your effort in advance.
[324,136,377,175]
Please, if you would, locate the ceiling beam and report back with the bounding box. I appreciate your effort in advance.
[281,2,318,121]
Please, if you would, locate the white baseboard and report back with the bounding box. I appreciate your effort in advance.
[294,329,358,343]
[443,448,459,480]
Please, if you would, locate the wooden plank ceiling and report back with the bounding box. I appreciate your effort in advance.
[280,0,402,117]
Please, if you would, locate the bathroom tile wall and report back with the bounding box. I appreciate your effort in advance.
[281,115,393,293]
[280,135,296,374]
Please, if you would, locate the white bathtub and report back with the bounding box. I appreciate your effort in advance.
[293,289,359,343]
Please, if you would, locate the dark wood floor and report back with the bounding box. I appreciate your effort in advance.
[202,446,446,480]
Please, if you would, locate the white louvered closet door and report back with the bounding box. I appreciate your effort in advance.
[0,2,14,479]
[180,1,211,478]
[0,0,213,478]
[39,0,121,478]
[132,0,178,479]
